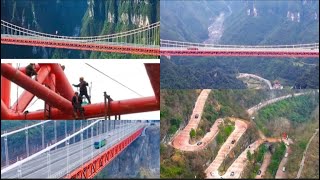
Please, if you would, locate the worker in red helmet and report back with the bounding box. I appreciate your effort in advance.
[25,63,38,81]
[72,92,83,119]
[73,77,91,104]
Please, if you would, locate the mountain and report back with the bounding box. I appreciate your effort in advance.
[1,0,159,59]
[160,0,319,89]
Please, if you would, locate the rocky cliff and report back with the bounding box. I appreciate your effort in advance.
[94,125,160,178]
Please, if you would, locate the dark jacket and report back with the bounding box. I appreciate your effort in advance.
[72,95,82,107]
[73,81,89,94]
[26,64,37,77]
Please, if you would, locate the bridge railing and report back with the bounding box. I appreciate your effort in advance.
[1,20,160,46]
[1,120,144,178]
[160,39,319,49]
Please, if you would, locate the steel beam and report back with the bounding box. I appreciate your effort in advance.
[11,65,52,112]
[1,37,160,56]
[2,96,158,120]
[1,75,11,107]
[144,63,160,105]
[1,63,73,112]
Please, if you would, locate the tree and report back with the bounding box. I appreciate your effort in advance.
[190,128,196,139]
[247,151,253,162]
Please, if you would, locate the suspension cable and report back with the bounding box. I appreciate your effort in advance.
[16,63,20,112]
[85,63,143,97]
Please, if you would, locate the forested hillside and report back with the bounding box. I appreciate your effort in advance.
[160,0,319,89]
[1,0,159,59]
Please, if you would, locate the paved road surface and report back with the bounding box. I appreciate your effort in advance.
[275,145,290,179]
[247,93,306,116]
[222,140,263,179]
[1,123,144,178]
[172,89,212,151]
[205,120,247,178]
[256,152,272,179]
[237,73,272,89]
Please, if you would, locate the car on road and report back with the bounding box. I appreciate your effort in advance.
[257,170,261,175]
[195,114,199,119]
[285,153,288,158]
[231,140,236,144]
[150,122,155,126]
[187,47,199,50]
[210,172,214,176]
[197,141,202,146]
[230,172,234,176]
[94,139,106,149]
[282,167,286,172]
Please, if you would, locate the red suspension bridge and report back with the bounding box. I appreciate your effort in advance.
[1,20,160,56]
[2,20,319,58]
[160,39,319,58]
[1,119,158,178]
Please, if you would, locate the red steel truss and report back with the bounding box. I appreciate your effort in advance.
[1,63,159,120]
[64,127,144,179]
[1,37,159,56]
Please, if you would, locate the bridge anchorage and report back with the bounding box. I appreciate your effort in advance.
[1,20,160,56]
[1,119,149,178]
[1,63,160,120]
[160,39,319,58]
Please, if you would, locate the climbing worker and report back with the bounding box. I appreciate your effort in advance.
[72,77,91,104]
[72,92,83,119]
[25,63,38,81]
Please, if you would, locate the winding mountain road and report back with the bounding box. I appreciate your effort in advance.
[168,90,312,179]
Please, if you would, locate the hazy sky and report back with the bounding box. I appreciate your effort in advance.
[3,59,160,120]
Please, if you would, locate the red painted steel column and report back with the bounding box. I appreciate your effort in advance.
[11,65,52,112]
[1,100,10,119]
[49,64,74,100]
[43,73,56,92]
[1,76,11,108]
[144,63,160,105]
[1,63,73,112]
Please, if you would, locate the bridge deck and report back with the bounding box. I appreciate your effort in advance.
[1,123,144,179]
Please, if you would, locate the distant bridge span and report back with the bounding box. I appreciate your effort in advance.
[160,39,319,58]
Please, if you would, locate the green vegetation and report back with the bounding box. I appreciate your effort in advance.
[160,1,319,89]
[267,142,286,177]
[160,90,198,139]
[247,151,253,162]
[203,103,219,123]
[216,122,235,146]
[255,93,319,136]
[256,145,267,164]
[244,144,268,178]
[1,0,159,59]
[79,0,159,59]
[160,144,210,178]
[286,106,319,178]
[190,128,196,139]
[168,118,181,135]
[301,133,319,179]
